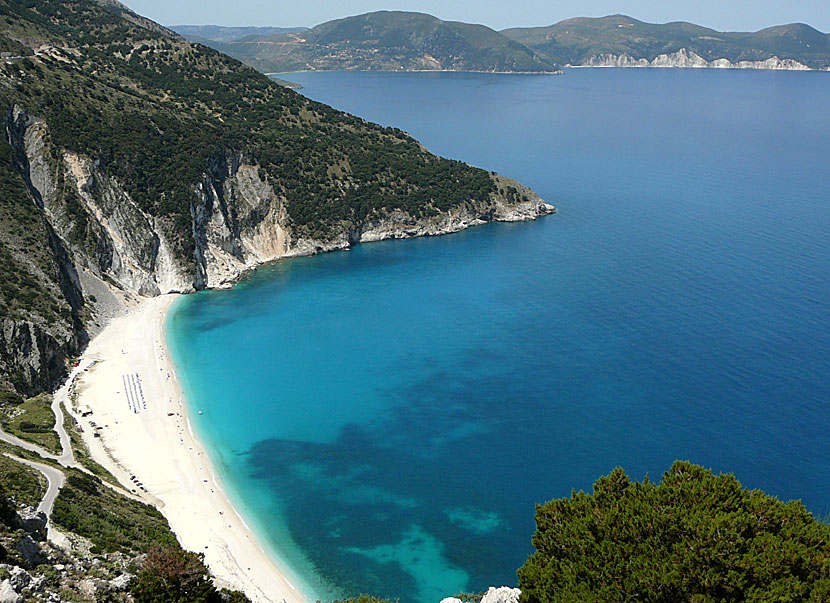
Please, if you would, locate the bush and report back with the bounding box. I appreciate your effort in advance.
[0,390,23,406]
[130,545,249,603]
[19,421,51,433]
[327,597,398,603]
[517,461,830,603]
[53,469,178,554]
[0,485,16,527]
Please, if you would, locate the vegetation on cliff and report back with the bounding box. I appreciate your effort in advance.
[52,469,179,556]
[502,15,830,69]
[517,461,830,602]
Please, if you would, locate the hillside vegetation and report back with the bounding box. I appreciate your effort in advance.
[183,11,561,73]
[518,461,830,602]
[502,15,830,69]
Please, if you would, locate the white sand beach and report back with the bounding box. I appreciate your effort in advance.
[68,294,309,603]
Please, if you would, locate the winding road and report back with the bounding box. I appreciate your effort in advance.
[2,454,65,517]
[0,358,102,528]
[0,427,59,461]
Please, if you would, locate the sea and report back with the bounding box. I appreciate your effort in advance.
[166,68,830,603]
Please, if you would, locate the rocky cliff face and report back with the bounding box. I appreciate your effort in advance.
[11,108,554,294]
[2,106,554,393]
[578,48,814,70]
[0,319,81,396]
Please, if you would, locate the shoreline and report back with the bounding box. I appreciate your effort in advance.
[266,68,563,75]
[67,294,312,603]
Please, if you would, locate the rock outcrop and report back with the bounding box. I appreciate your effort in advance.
[579,48,812,70]
[12,534,44,566]
[11,506,47,542]
[441,586,522,603]
[0,320,82,397]
[0,579,21,603]
[480,586,522,603]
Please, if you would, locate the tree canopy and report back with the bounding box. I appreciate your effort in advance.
[517,461,830,603]
[129,544,250,603]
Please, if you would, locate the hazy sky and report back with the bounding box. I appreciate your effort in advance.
[123,0,830,32]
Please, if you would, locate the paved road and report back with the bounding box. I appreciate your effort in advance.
[0,360,92,466]
[0,427,59,461]
[3,454,65,518]
[1,358,143,509]
[50,360,93,468]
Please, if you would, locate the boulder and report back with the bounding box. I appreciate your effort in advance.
[6,568,30,592]
[0,579,21,603]
[440,598,463,603]
[13,535,45,566]
[12,506,47,541]
[77,577,104,599]
[480,587,521,603]
[109,572,133,591]
[27,574,45,593]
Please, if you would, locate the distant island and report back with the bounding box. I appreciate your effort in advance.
[170,24,308,43]
[171,11,562,74]
[174,11,830,73]
[503,15,830,70]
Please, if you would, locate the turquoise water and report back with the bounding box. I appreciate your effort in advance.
[167,69,830,603]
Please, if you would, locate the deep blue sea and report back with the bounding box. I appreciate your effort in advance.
[167,69,830,603]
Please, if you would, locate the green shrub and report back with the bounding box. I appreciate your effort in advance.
[129,545,249,603]
[517,461,830,603]
[327,597,398,603]
[53,470,178,555]
[0,390,23,406]
[0,455,44,508]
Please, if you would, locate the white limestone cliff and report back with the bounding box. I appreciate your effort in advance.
[578,48,812,70]
[10,107,555,296]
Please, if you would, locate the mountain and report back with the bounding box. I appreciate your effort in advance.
[190,11,561,73]
[169,24,308,43]
[502,15,830,70]
[0,0,552,397]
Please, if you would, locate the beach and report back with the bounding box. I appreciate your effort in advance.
[68,294,309,603]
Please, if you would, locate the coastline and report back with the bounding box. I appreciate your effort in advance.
[266,68,564,75]
[67,294,311,603]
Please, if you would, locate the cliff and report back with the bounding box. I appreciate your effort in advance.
[0,0,554,396]
[581,48,813,70]
[8,106,552,292]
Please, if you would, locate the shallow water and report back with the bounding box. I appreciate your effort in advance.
[167,69,830,603]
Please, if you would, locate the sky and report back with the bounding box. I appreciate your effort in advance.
[123,0,830,32]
